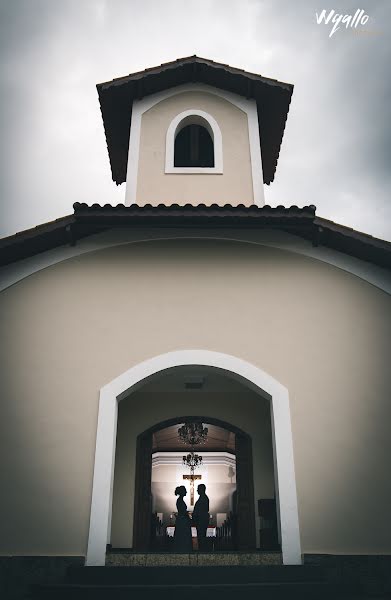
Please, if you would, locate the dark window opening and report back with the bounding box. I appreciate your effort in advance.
[174,124,214,167]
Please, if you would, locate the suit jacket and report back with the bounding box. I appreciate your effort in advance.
[193,494,209,526]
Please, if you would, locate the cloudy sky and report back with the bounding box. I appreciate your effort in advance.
[1,0,390,240]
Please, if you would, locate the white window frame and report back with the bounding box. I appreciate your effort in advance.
[165,109,223,174]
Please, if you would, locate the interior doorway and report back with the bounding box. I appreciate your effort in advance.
[133,416,257,551]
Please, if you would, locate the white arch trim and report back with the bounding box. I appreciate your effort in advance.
[125,83,265,206]
[165,109,223,173]
[86,349,302,566]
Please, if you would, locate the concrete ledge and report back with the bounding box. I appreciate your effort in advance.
[0,556,84,600]
[105,552,283,567]
[304,554,391,596]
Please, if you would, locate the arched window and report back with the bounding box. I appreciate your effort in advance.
[174,124,214,167]
[165,109,223,173]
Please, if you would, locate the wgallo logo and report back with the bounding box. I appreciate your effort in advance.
[316,9,369,37]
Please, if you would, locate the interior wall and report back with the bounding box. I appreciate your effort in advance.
[151,461,237,526]
[111,388,274,548]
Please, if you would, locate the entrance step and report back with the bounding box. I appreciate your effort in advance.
[68,564,328,585]
[105,551,282,567]
[30,581,358,600]
[30,565,370,599]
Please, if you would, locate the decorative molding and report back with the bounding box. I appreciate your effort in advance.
[125,83,264,206]
[165,109,223,174]
[85,350,302,566]
[152,451,236,468]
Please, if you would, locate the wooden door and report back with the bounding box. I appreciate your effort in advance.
[235,432,256,550]
[133,432,152,551]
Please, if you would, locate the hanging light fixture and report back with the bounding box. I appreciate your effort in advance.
[183,452,203,471]
[178,422,208,447]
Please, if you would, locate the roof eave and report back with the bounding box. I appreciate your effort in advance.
[1,205,389,270]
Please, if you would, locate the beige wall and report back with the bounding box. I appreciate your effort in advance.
[112,387,274,548]
[0,238,390,556]
[135,91,254,205]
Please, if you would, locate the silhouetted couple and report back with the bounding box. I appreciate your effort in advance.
[174,484,209,552]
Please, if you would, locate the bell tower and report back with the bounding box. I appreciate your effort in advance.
[97,56,293,208]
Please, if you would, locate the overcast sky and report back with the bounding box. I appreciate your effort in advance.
[0,0,390,240]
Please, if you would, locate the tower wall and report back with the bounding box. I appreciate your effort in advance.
[126,88,262,206]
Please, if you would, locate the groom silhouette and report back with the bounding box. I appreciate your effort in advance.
[192,484,209,550]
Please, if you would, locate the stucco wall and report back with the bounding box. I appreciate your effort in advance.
[0,238,390,556]
[135,91,254,205]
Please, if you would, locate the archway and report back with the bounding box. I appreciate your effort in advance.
[86,350,301,565]
[133,415,256,552]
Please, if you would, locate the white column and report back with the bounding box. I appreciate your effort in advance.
[86,389,118,566]
[271,390,302,564]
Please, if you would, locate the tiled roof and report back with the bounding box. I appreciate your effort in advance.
[1,204,390,270]
[73,202,315,223]
[96,55,294,186]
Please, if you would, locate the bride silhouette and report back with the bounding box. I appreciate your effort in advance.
[173,485,192,552]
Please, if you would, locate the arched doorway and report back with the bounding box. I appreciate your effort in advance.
[133,416,256,552]
[86,350,301,566]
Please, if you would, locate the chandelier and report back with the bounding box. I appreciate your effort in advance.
[183,452,203,471]
[178,422,208,447]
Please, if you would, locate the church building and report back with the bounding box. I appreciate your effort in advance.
[1,56,390,598]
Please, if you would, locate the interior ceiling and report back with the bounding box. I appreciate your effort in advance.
[139,365,252,394]
[137,366,261,454]
[152,423,235,453]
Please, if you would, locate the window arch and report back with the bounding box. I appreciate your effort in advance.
[165,109,223,173]
[174,123,214,167]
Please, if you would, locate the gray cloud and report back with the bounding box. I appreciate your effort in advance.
[0,0,390,240]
